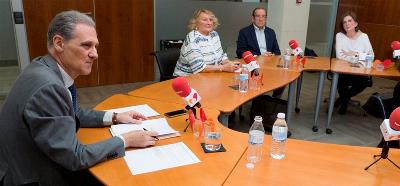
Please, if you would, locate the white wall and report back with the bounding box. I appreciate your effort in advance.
[0,0,18,61]
[268,0,311,53]
[155,0,267,58]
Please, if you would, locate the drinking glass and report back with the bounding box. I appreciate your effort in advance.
[204,123,222,151]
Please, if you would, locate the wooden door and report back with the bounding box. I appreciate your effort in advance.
[23,0,98,87]
[334,0,400,60]
[95,0,154,85]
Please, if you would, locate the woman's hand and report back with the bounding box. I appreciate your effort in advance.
[221,60,240,72]
[341,49,357,57]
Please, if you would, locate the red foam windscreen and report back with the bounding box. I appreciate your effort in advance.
[389,107,400,131]
[242,51,255,64]
[391,41,400,50]
[171,77,191,97]
[289,40,298,49]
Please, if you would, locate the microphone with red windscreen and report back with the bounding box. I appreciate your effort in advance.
[391,41,400,59]
[172,77,202,108]
[288,40,303,57]
[391,41,400,50]
[242,51,260,77]
[380,107,400,141]
[389,107,400,131]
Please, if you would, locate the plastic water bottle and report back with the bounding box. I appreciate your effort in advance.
[270,113,288,159]
[239,65,249,93]
[365,50,374,69]
[247,116,265,164]
[283,49,291,69]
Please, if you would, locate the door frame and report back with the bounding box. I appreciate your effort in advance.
[10,0,30,71]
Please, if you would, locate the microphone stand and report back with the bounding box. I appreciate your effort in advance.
[183,102,201,132]
[364,141,400,170]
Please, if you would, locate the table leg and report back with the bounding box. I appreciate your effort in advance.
[295,72,303,113]
[326,73,339,134]
[287,80,296,128]
[312,71,326,132]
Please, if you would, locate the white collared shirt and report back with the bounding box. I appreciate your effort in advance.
[253,24,267,54]
[56,64,113,125]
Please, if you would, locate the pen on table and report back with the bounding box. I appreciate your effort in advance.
[143,128,159,140]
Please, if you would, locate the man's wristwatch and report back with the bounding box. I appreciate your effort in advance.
[112,112,118,124]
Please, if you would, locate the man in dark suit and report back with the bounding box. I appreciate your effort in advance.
[0,10,157,185]
[236,7,281,58]
[236,7,284,98]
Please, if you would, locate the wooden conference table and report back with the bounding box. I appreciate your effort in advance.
[77,94,400,185]
[225,137,400,185]
[129,56,331,128]
[129,66,299,126]
[77,94,248,185]
[325,59,400,134]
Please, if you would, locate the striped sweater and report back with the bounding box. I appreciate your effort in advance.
[173,30,228,76]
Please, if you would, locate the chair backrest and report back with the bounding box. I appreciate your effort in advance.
[153,48,180,81]
[362,93,388,119]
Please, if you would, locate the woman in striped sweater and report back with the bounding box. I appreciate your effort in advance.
[174,9,240,76]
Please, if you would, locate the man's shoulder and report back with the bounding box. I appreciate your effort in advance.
[239,24,253,32]
[264,26,276,34]
[19,56,63,87]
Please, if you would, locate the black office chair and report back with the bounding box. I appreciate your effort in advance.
[152,48,180,82]
[323,72,369,116]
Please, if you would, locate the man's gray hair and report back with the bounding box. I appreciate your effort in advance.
[47,10,95,49]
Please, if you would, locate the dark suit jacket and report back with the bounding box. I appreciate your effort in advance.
[0,55,125,185]
[236,24,281,58]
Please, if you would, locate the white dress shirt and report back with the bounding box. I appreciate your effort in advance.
[254,24,267,54]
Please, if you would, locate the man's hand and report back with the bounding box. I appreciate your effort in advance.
[121,130,158,147]
[264,52,274,56]
[116,111,147,124]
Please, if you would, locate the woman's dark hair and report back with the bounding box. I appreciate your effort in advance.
[340,11,359,34]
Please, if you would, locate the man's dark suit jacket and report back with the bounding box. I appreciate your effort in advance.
[0,55,125,185]
[236,24,281,58]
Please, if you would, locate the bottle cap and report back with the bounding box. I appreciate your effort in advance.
[277,113,285,119]
[254,116,263,122]
[246,162,255,169]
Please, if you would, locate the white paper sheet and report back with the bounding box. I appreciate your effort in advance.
[105,104,160,117]
[110,118,179,138]
[124,142,200,175]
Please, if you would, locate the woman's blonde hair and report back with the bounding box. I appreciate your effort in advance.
[187,9,220,31]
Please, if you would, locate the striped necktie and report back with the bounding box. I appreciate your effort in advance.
[68,85,78,112]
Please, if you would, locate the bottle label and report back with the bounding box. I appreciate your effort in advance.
[284,55,290,62]
[239,74,248,81]
[272,126,287,141]
[249,130,264,144]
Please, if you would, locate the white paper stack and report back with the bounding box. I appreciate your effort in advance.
[105,104,160,118]
[124,142,200,175]
[110,118,180,139]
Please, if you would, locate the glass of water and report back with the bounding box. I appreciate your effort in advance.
[204,122,222,151]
